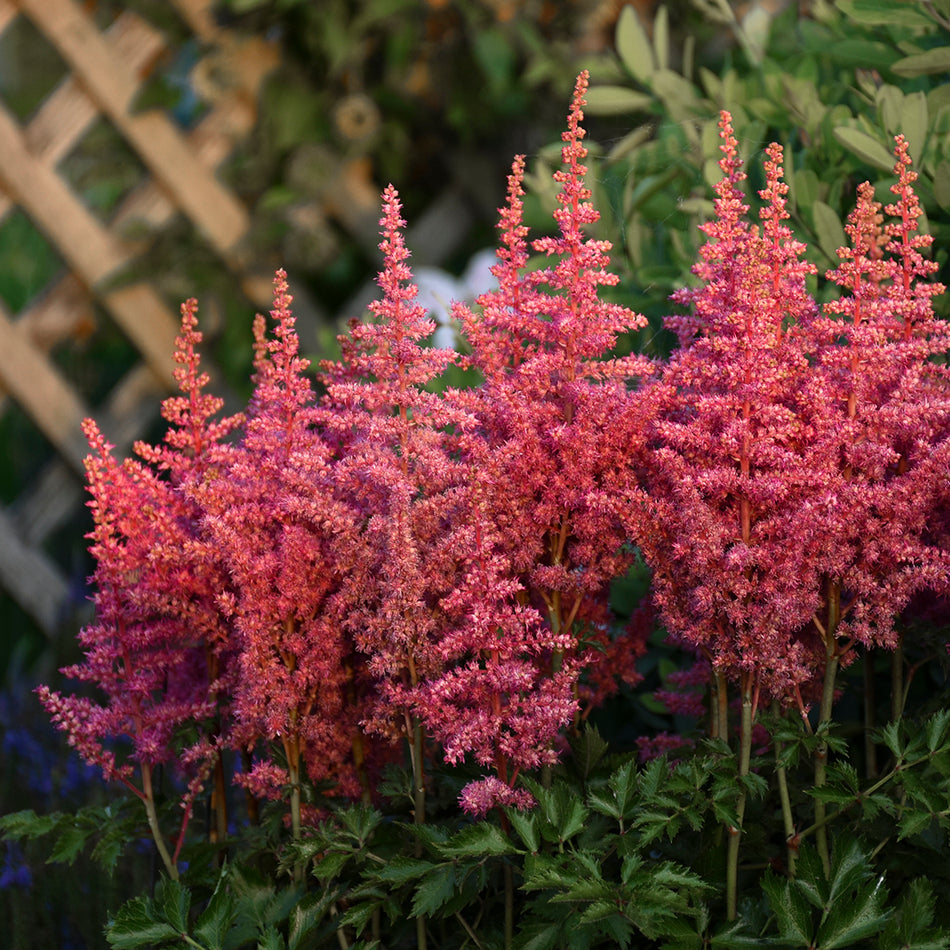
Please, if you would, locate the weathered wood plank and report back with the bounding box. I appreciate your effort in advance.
[0,505,70,637]
[0,100,180,385]
[0,306,91,474]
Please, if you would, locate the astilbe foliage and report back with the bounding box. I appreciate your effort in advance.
[37,300,242,872]
[197,272,366,812]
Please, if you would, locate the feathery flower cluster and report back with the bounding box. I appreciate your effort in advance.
[638,113,950,719]
[38,301,242,858]
[40,82,950,844]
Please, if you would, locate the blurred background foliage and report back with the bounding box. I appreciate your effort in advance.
[3,0,950,944]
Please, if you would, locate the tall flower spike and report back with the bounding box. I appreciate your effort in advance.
[200,271,366,809]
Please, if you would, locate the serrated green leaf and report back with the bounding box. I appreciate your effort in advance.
[879,877,950,950]
[0,809,59,840]
[339,804,383,844]
[515,921,563,950]
[338,901,379,936]
[157,877,190,934]
[608,759,639,819]
[47,822,94,866]
[439,822,518,858]
[899,809,934,840]
[373,857,440,884]
[257,925,285,950]
[570,725,609,780]
[616,4,655,83]
[312,850,350,881]
[584,86,653,116]
[925,709,950,753]
[816,874,889,948]
[194,868,235,949]
[507,807,540,852]
[762,871,814,946]
[288,891,332,950]
[412,864,456,917]
[893,48,950,78]
[834,127,895,171]
[106,898,178,949]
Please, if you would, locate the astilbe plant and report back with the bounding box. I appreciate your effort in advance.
[196,272,368,845]
[37,301,242,880]
[637,112,950,914]
[452,71,654,759]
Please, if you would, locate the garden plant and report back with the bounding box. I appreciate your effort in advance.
[4,63,950,950]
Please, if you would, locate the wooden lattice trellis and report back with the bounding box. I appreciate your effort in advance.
[0,0,279,637]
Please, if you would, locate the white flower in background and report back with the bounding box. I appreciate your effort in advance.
[414,249,498,349]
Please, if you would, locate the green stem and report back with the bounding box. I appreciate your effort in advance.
[142,765,178,881]
[891,639,904,721]
[864,649,878,779]
[410,712,428,950]
[726,677,753,920]
[504,862,514,950]
[772,702,797,877]
[814,583,840,877]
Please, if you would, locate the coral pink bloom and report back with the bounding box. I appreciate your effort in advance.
[38,299,242,857]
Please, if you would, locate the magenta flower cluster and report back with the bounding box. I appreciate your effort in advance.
[40,74,950,849]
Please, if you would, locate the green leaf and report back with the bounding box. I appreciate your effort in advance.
[0,809,59,840]
[507,808,540,853]
[373,857,440,884]
[836,0,932,26]
[47,822,94,866]
[899,809,934,840]
[412,864,456,917]
[925,709,950,753]
[312,851,350,881]
[106,898,178,949]
[194,867,235,950]
[609,759,639,820]
[892,48,950,78]
[570,725,609,779]
[812,200,847,261]
[157,877,190,934]
[257,925,285,950]
[288,892,332,950]
[879,878,950,950]
[833,127,895,171]
[438,822,518,858]
[616,4,655,83]
[584,86,653,116]
[762,871,814,947]
[816,875,889,948]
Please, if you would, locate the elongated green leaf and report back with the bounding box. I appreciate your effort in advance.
[194,869,235,950]
[893,48,950,77]
[833,127,895,171]
[812,200,847,261]
[616,4,655,83]
[837,0,932,26]
[257,925,285,950]
[584,86,653,116]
